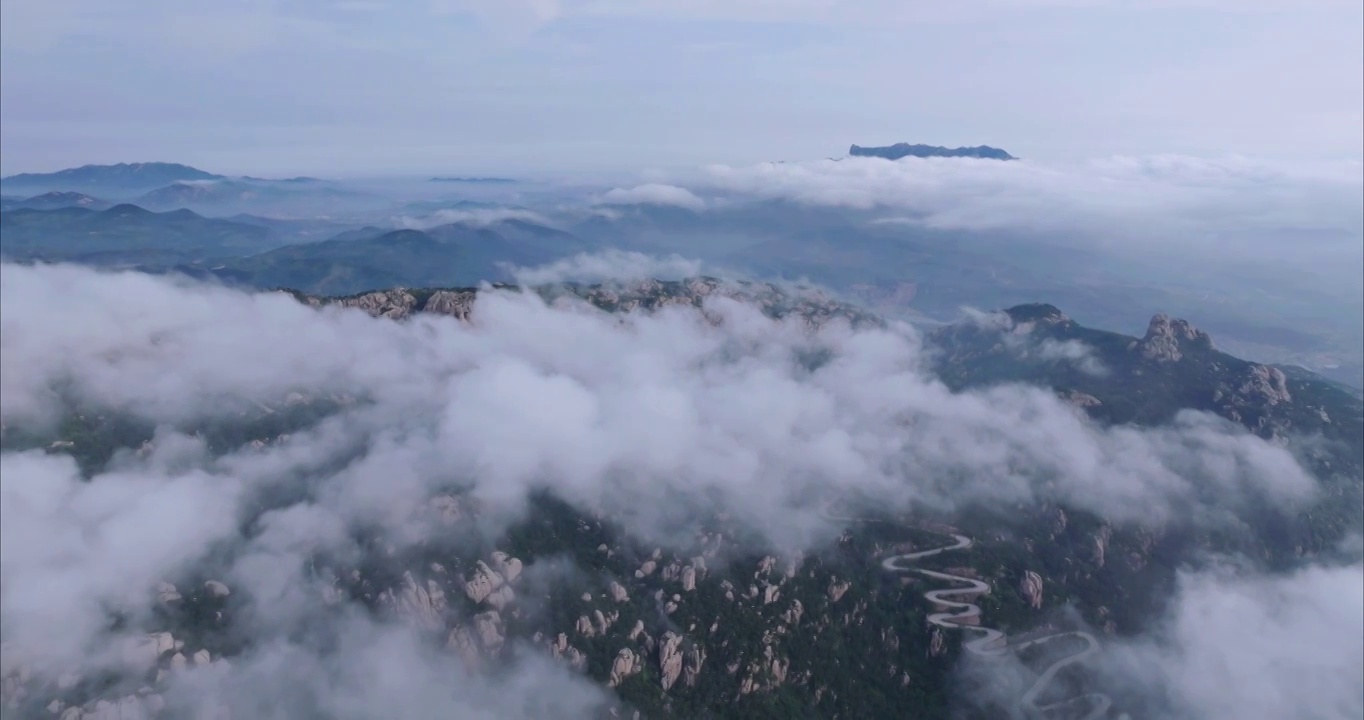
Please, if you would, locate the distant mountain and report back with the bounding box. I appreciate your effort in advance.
[0,162,223,196]
[176,219,591,295]
[0,191,110,211]
[429,177,519,184]
[848,143,1016,160]
[0,204,277,266]
[134,178,374,215]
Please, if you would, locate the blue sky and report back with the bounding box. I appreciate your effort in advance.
[1,0,1360,177]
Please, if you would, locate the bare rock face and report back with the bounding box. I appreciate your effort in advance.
[422,290,477,319]
[473,611,504,650]
[203,580,231,598]
[1019,571,1044,610]
[1050,507,1068,537]
[683,644,707,688]
[929,628,946,657]
[1238,364,1292,406]
[122,633,176,674]
[828,579,851,603]
[463,561,506,605]
[1131,314,1213,362]
[608,648,642,688]
[155,582,182,605]
[658,632,685,691]
[447,627,480,668]
[608,581,630,603]
[762,585,781,605]
[1091,526,1113,569]
[489,551,523,583]
[382,572,447,631]
[334,289,419,319]
[635,560,658,578]
[680,566,697,592]
[1060,390,1102,409]
[783,599,804,625]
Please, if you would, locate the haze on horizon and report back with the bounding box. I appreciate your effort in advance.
[2,0,1361,178]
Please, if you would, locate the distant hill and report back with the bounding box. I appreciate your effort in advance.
[0,204,277,266]
[849,143,1016,160]
[1,162,223,196]
[0,191,110,211]
[134,177,377,215]
[429,177,519,184]
[168,218,591,295]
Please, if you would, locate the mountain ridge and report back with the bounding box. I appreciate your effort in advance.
[848,143,1016,161]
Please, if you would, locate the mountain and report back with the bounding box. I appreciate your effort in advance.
[3,280,1357,719]
[134,178,376,215]
[0,204,278,266]
[185,220,591,295]
[0,191,111,211]
[0,162,222,196]
[430,176,519,184]
[848,143,1016,160]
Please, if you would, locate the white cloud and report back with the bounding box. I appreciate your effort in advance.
[599,183,706,211]
[393,207,551,230]
[1107,562,1364,719]
[0,261,1335,711]
[508,249,704,285]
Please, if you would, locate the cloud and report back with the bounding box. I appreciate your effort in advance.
[0,261,1336,713]
[599,183,706,212]
[393,207,551,230]
[162,613,610,720]
[696,154,1364,306]
[1105,561,1364,719]
[954,560,1364,719]
[508,249,704,285]
[699,155,1362,240]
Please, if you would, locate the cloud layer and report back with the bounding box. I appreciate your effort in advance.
[0,260,1338,714]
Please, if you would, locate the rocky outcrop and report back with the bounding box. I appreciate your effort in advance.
[422,290,477,320]
[658,632,685,691]
[330,289,419,319]
[1019,571,1044,610]
[1238,364,1292,406]
[489,551,523,583]
[1091,526,1113,569]
[463,561,506,605]
[609,648,642,688]
[155,582,181,605]
[203,580,231,598]
[381,572,447,631]
[1131,314,1214,363]
[473,611,504,650]
[683,645,707,688]
[828,579,851,603]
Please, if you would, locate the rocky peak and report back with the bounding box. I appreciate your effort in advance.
[1132,313,1214,362]
[1003,303,1069,326]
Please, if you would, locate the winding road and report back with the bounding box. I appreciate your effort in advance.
[831,509,1127,719]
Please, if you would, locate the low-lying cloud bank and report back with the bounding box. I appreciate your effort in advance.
[640,154,1364,293]
[0,261,1344,715]
[956,560,1364,720]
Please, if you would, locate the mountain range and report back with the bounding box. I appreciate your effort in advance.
[848,143,1016,161]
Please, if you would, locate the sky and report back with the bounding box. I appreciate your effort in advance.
[1,0,1361,177]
